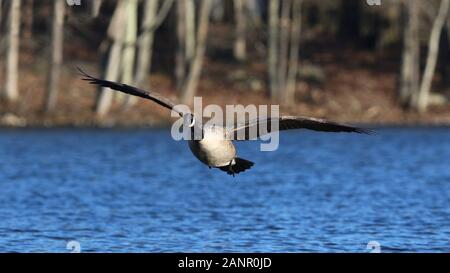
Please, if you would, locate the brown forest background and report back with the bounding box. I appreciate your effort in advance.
[0,0,449,127]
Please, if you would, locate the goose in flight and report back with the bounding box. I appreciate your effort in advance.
[78,68,369,176]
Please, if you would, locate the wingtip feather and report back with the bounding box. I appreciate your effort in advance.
[76,67,96,81]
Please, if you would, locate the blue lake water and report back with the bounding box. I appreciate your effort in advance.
[0,127,449,253]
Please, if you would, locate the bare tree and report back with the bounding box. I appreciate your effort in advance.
[285,0,303,103]
[176,0,198,93]
[246,0,262,28]
[4,0,21,103]
[268,0,280,99]
[277,0,292,99]
[134,0,159,91]
[417,0,450,112]
[179,0,213,104]
[91,0,102,18]
[45,0,65,112]
[96,0,126,116]
[0,0,3,35]
[121,0,138,106]
[185,0,196,63]
[233,0,247,61]
[23,0,34,42]
[175,0,186,90]
[268,0,303,104]
[0,0,2,29]
[134,0,174,89]
[399,0,420,108]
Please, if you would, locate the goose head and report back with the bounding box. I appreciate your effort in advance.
[183,113,196,128]
[183,113,204,140]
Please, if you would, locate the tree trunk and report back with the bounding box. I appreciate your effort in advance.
[268,0,303,103]
[180,0,213,104]
[233,0,247,61]
[417,0,450,112]
[135,0,174,89]
[96,1,126,116]
[268,0,280,100]
[121,0,138,106]
[284,0,303,104]
[91,0,102,18]
[45,0,65,112]
[399,0,420,108]
[23,0,33,42]
[5,0,21,103]
[175,0,186,91]
[185,0,196,62]
[135,0,159,89]
[277,0,292,101]
[246,0,262,28]
[0,0,2,30]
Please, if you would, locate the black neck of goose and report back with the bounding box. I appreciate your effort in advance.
[190,121,204,140]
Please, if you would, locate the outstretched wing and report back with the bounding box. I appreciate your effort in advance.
[78,68,183,116]
[228,116,370,140]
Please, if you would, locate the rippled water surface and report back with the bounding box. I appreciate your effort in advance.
[0,128,449,252]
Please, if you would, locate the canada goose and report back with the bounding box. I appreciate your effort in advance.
[78,68,369,176]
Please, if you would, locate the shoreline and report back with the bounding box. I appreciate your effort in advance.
[1,42,449,130]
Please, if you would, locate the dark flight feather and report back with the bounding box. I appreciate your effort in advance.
[229,116,371,140]
[77,67,183,116]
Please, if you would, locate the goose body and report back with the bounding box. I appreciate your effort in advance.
[79,68,369,176]
[188,126,236,168]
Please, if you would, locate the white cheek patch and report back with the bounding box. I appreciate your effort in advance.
[182,115,195,128]
[189,117,196,128]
